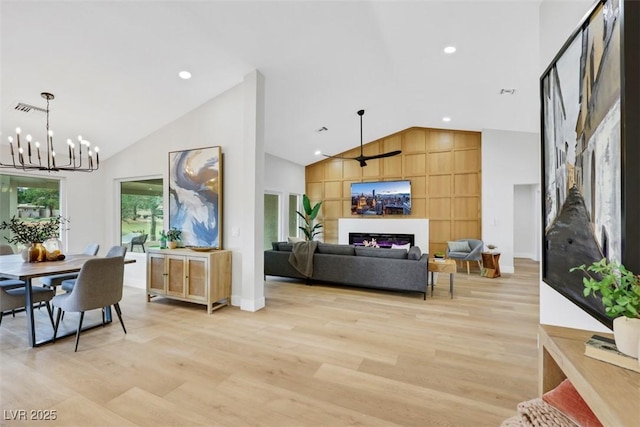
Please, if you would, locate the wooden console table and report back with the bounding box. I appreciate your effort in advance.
[481,252,500,278]
[147,248,231,314]
[539,324,639,427]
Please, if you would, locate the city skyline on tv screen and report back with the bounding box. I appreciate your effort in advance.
[351,180,411,216]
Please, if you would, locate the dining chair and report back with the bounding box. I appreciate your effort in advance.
[0,244,26,316]
[52,256,126,351]
[40,242,100,289]
[0,280,55,328]
[0,244,15,255]
[60,245,127,293]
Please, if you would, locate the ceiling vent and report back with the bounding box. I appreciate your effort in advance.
[13,102,47,114]
[500,89,516,95]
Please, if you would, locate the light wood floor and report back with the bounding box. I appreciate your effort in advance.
[0,259,540,426]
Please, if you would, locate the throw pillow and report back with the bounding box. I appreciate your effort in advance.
[287,236,305,243]
[447,241,471,253]
[542,379,603,427]
[391,243,411,251]
[407,246,422,260]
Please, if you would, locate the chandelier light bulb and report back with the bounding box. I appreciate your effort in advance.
[52,151,56,157]
[18,147,23,154]
[26,135,32,142]
[7,136,13,143]
[16,127,21,134]
[35,141,40,148]
[48,130,53,137]
[67,138,72,145]
[94,147,99,153]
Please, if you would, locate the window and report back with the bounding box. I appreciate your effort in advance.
[120,179,163,252]
[0,173,61,251]
[264,193,280,250]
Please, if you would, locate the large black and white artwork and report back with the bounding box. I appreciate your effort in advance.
[541,0,620,328]
[169,146,222,248]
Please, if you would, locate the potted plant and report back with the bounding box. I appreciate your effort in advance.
[0,215,68,262]
[164,227,182,249]
[297,194,323,241]
[571,258,640,358]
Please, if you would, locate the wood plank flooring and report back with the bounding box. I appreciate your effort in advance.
[0,259,540,426]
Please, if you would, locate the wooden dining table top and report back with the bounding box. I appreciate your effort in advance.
[0,253,134,280]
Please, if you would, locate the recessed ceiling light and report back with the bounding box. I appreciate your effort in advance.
[314,150,322,156]
[443,46,456,54]
[442,117,451,122]
[178,70,192,80]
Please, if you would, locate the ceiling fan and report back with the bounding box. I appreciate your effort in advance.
[323,109,402,167]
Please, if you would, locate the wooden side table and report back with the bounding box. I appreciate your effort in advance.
[427,258,456,298]
[481,252,501,278]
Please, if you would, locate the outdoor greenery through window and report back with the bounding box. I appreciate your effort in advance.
[0,174,61,251]
[120,179,163,252]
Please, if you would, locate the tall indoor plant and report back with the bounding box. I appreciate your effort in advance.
[571,258,640,357]
[297,194,323,241]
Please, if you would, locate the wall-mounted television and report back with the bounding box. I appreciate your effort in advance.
[351,180,411,215]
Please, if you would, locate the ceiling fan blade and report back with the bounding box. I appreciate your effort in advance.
[322,154,354,160]
[362,150,402,161]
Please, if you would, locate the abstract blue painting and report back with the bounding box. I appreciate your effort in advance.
[169,146,222,248]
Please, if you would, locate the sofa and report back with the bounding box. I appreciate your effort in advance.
[264,242,429,299]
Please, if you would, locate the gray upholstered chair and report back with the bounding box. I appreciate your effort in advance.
[446,239,484,274]
[0,244,26,306]
[60,245,127,294]
[0,244,15,255]
[40,243,100,290]
[0,280,55,327]
[52,256,126,351]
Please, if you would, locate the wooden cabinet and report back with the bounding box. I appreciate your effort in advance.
[539,324,640,427]
[146,248,231,314]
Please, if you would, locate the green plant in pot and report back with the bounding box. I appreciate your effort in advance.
[164,228,182,249]
[571,258,640,358]
[297,194,323,241]
[0,215,68,262]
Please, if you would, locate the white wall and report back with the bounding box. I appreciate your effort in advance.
[481,129,539,274]
[538,0,609,333]
[513,184,538,260]
[102,71,266,310]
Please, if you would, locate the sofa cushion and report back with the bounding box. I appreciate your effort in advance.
[355,247,408,259]
[287,236,305,243]
[277,242,293,252]
[271,241,282,250]
[408,246,422,260]
[391,243,411,251]
[317,243,355,256]
[448,241,471,253]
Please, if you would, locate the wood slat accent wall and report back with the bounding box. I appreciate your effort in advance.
[305,127,481,256]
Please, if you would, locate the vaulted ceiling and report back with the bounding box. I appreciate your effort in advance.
[1,1,543,167]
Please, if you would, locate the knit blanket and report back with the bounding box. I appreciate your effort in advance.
[288,241,318,277]
[500,398,577,427]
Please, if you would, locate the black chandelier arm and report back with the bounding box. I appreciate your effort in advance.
[1,91,99,173]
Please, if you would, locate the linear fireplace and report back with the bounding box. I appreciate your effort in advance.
[349,232,415,248]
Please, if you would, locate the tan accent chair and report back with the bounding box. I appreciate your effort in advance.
[52,256,126,351]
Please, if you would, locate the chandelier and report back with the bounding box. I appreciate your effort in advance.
[0,92,99,172]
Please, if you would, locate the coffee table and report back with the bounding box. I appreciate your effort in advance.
[427,258,456,298]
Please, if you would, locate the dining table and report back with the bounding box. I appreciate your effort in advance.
[0,253,134,347]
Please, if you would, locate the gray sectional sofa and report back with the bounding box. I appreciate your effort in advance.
[264,242,429,299]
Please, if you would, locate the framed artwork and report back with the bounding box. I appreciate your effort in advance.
[541,0,640,329]
[169,146,222,248]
